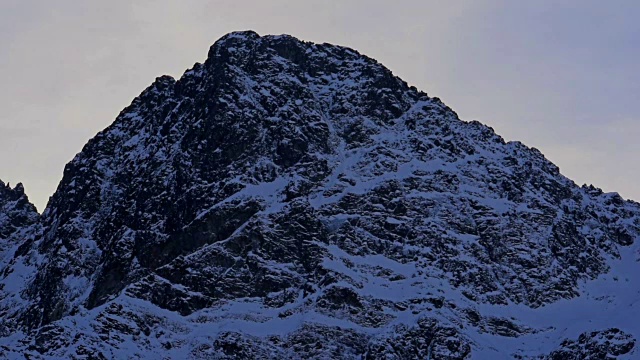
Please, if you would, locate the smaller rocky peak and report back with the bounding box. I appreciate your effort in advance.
[1,181,28,204]
[0,179,39,240]
[149,75,176,90]
[13,182,25,195]
[136,75,176,104]
[101,74,178,138]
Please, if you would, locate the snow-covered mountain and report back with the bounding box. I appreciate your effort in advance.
[1,31,639,359]
[0,181,39,272]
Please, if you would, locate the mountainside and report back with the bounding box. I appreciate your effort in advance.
[1,31,640,359]
[0,181,39,270]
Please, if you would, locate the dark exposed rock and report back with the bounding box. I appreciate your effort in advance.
[0,180,38,242]
[538,329,635,360]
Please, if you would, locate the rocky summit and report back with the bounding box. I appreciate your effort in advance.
[1,31,639,359]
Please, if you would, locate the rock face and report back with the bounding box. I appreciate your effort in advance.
[0,180,39,338]
[1,31,640,359]
[0,181,38,266]
[0,181,38,240]
[540,329,635,360]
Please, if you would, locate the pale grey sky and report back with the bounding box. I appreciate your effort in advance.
[1,1,639,211]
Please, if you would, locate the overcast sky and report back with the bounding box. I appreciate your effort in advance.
[1,1,639,211]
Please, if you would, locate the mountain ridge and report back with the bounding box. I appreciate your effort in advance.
[0,31,638,359]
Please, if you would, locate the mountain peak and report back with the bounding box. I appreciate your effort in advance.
[0,32,639,359]
[206,30,262,59]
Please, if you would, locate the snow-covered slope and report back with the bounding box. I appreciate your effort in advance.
[1,31,639,359]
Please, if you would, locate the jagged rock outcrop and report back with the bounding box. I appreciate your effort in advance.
[0,180,39,337]
[1,31,639,359]
[0,181,38,242]
[0,180,38,268]
[538,329,635,360]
